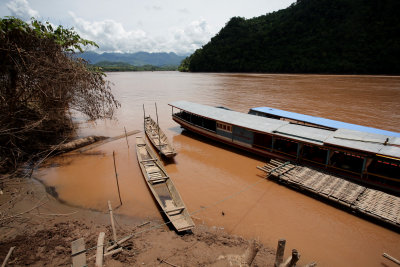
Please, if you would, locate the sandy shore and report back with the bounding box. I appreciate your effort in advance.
[0,174,277,266]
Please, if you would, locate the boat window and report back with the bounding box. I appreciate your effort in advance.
[273,138,298,157]
[253,132,273,149]
[217,122,232,132]
[329,151,364,174]
[367,158,400,180]
[301,145,327,165]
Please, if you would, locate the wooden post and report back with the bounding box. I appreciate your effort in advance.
[274,239,286,267]
[1,246,15,267]
[108,201,118,244]
[383,253,400,265]
[282,249,300,267]
[124,127,129,149]
[95,232,105,267]
[155,102,161,149]
[112,151,122,206]
[242,241,259,266]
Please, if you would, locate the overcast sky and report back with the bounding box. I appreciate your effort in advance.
[1,0,295,55]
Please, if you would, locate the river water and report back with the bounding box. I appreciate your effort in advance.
[37,72,400,267]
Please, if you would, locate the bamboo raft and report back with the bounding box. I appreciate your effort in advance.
[144,116,176,158]
[135,136,194,232]
[257,159,400,228]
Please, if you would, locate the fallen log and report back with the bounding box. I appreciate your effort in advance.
[53,129,141,154]
[53,136,107,153]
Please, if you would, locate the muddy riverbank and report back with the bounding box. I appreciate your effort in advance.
[0,173,282,266]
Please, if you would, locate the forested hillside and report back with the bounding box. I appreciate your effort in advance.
[182,0,400,74]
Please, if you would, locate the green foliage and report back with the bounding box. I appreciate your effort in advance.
[178,57,191,72]
[181,0,400,74]
[0,17,119,172]
[1,17,98,52]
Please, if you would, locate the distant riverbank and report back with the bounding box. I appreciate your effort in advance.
[92,61,178,71]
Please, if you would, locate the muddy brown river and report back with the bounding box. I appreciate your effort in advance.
[37,72,400,267]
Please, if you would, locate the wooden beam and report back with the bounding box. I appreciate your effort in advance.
[95,232,105,267]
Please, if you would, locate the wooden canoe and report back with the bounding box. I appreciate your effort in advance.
[135,136,194,232]
[144,116,176,158]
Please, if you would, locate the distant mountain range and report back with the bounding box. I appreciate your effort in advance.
[80,51,187,67]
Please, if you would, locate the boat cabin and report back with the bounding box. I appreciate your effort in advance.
[169,101,400,193]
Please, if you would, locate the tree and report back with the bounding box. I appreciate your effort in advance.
[0,17,120,172]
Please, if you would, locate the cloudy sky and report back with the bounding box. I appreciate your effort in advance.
[0,0,295,55]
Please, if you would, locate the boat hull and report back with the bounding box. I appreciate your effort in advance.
[135,136,194,232]
[144,116,176,158]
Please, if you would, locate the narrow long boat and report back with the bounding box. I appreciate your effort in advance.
[168,100,400,194]
[144,116,176,158]
[135,136,194,232]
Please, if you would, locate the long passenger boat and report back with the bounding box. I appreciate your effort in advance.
[169,101,400,194]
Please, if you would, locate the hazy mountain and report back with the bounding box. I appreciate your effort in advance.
[80,51,187,67]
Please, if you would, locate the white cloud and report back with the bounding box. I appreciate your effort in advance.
[4,0,215,54]
[69,12,156,53]
[169,18,214,54]
[69,12,214,54]
[6,0,39,20]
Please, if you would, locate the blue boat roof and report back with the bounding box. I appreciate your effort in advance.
[250,107,400,138]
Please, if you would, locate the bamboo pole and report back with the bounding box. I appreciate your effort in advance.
[106,221,150,252]
[103,247,123,257]
[155,102,161,149]
[88,247,123,261]
[124,127,129,149]
[108,201,118,244]
[143,104,146,133]
[95,232,105,267]
[383,253,400,265]
[112,151,122,206]
[1,246,15,267]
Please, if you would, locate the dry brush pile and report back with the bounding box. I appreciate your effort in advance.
[0,17,120,173]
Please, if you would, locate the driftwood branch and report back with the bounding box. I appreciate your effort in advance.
[383,253,400,265]
[1,246,15,267]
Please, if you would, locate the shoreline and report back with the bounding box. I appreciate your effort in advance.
[0,173,282,266]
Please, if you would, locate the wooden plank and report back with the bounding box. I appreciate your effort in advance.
[108,201,118,243]
[165,206,185,214]
[95,232,105,267]
[71,238,86,267]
